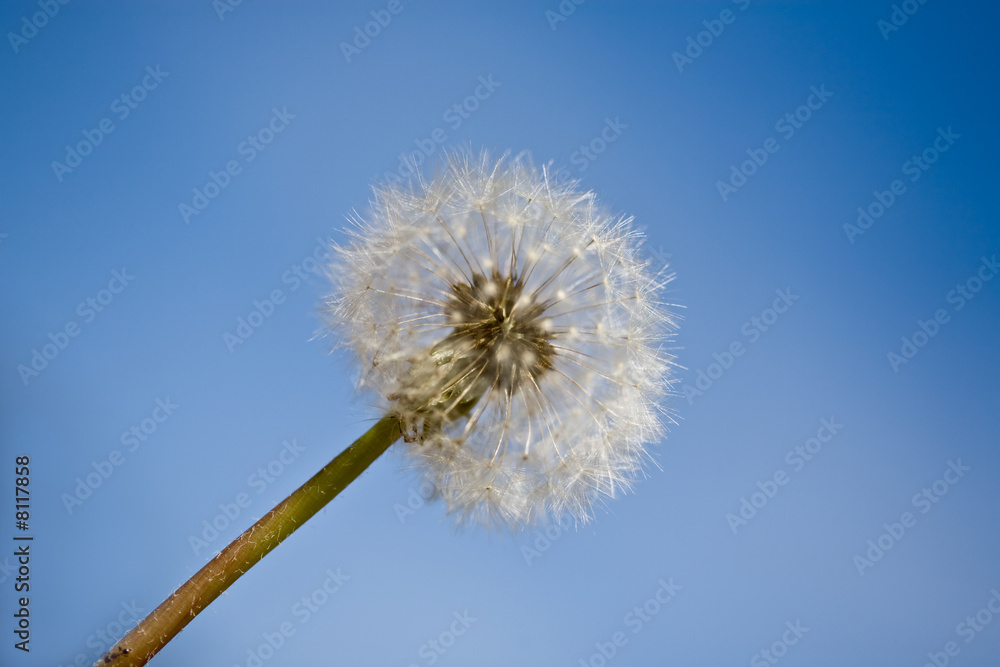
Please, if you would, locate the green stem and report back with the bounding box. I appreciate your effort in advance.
[97,415,402,667]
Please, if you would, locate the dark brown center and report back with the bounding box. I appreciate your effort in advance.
[443,270,556,394]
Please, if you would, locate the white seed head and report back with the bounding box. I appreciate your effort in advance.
[326,149,678,530]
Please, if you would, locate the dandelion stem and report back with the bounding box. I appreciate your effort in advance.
[97,415,402,667]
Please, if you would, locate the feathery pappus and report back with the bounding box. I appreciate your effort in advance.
[326,149,678,529]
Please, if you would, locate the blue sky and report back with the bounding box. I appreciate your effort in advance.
[2,1,998,666]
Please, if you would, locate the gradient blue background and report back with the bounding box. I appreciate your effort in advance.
[2,1,998,666]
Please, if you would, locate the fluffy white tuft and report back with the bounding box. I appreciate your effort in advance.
[325,149,678,530]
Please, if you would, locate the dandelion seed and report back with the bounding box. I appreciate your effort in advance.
[327,149,678,530]
[97,148,680,667]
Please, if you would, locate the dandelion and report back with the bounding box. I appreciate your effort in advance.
[98,148,677,666]
[329,149,677,529]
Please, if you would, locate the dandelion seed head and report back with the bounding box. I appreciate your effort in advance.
[326,149,678,530]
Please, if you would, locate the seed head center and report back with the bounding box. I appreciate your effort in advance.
[445,270,555,393]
